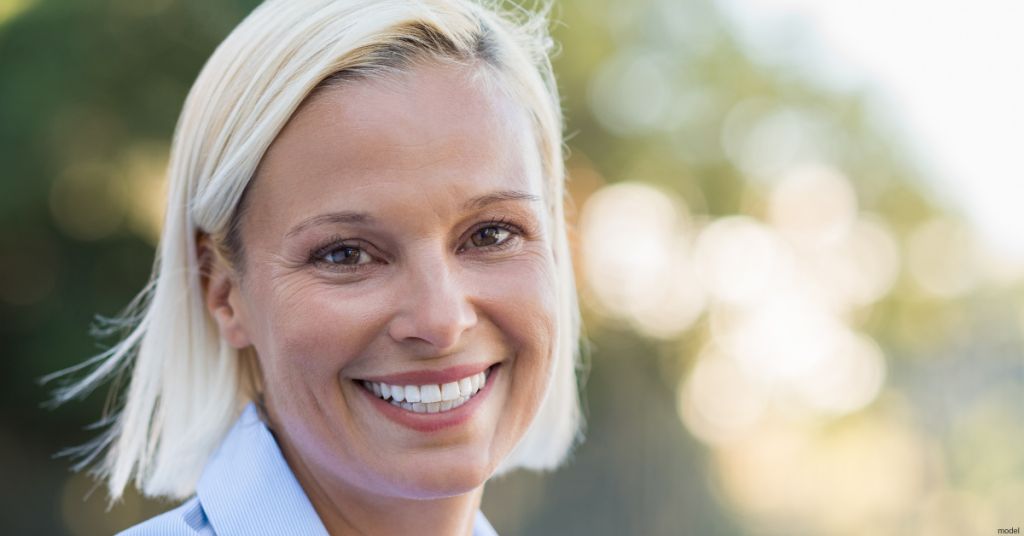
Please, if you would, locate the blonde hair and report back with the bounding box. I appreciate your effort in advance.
[50,0,580,501]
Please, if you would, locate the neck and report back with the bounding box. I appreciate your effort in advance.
[274,429,484,536]
[312,486,483,536]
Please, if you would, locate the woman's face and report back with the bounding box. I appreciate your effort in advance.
[215,64,558,499]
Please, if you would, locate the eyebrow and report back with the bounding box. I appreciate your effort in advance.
[463,190,542,211]
[285,190,541,237]
[286,212,376,237]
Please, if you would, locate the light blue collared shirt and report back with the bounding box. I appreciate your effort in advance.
[119,403,498,536]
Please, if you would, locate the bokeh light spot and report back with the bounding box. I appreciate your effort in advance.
[588,50,673,137]
[679,348,771,445]
[768,164,858,249]
[694,216,791,304]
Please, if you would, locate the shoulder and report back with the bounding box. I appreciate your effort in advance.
[117,497,216,536]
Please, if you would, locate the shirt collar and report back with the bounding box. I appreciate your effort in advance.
[196,403,330,536]
[196,403,500,536]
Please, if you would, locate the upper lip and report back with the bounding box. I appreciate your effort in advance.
[354,362,496,386]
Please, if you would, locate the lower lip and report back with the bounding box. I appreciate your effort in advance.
[358,364,500,433]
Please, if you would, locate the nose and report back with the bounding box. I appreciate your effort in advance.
[388,256,478,353]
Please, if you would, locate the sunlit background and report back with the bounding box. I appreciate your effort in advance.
[2,0,1022,534]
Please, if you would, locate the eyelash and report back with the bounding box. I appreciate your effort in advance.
[461,217,524,253]
[308,236,374,272]
[308,218,525,272]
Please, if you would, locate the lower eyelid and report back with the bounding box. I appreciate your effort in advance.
[314,260,382,274]
[467,233,520,253]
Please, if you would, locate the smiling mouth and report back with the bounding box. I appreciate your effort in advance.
[359,366,492,414]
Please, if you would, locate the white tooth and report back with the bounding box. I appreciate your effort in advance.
[441,382,460,401]
[470,374,480,392]
[453,396,465,408]
[391,385,405,402]
[380,383,391,400]
[458,377,473,396]
[441,400,453,411]
[427,402,440,413]
[404,385,421,403]
[390,400,401,407]
[363,380,372,391]
[420,384,442,403]
[478,371,486,389]
[484,367,490,379]
[412,403,427,413]
[372,383,382,397]
[402,402,413,411]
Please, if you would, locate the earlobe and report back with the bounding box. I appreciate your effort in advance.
[198,235,252,349]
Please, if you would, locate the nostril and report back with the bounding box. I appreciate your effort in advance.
[385,292,478,350]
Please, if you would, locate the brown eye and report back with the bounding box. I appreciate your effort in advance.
[324,246,372,265]
[470,226,511,247]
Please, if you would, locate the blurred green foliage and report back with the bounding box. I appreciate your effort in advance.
[0,1,263,532]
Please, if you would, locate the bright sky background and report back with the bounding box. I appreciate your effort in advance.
[716,0,1024,260]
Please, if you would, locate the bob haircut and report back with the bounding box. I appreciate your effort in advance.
[52,0,581,501]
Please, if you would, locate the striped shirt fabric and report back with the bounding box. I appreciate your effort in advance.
[118,403,499,536]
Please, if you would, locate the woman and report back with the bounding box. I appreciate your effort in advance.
[52,0,582,534]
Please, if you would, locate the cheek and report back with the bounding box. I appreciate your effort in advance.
[506,253,559,338]
[477,253,560,395]
[241,273,391,399]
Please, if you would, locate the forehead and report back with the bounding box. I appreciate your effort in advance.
[251,64,544,225]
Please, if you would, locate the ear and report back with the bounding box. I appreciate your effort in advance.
[198,234,252,349]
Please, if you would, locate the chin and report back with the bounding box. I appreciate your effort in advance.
[384,450,497,499]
